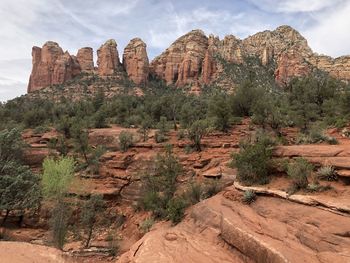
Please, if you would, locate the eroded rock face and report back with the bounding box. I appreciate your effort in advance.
[27,25,350,93]
[275,49,311,86]
[97,39,121,76]
[123,38,149,85]
[76,47,94,72]
[150,30,208,86]
[28,41,81,92]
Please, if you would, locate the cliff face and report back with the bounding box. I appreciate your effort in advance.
[28,41,81,92]
[27,25,350,93]
[76,47,94,72]
[150,30,208,86]
[123,38,149,85]
[97,39,121,76]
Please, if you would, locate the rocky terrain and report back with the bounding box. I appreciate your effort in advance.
[28,25,350,93]
[2,24,350,263]
[0,119,348,262]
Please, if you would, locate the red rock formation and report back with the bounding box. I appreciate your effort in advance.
[275,50,311,86]
[28,41,81,92]
[123,38,149,85]
[150,30,208,86]
[97,39,120,76]
[76,47,94,72]
[27,25,350,93]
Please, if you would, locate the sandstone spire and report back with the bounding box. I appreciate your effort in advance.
[97,39,120,76]
[77,47,94,72]
[123,38,149,85]
[28,41,81,92]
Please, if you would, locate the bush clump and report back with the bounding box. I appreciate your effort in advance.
[287,158,313,193]
[242,190,256,204]
[231,132,274,185]
[317,166,338,181]
[119,131,133,152]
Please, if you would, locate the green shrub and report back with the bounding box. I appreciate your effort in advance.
[317,166,338,181]
[139,148,186,223]
[119,131,133,152]
[33,125,50,134]
[203,179,223,198]
[242,190,256,204]
[155,130,167,143]
[187,120,210,151]
[166,196,188,224]
[186,183,204,204]
[176,129,186,140]
[42,157,75,200]
[231,133,274,185]
[50,200,71,249]
[287,158,313,193]
[139,218,154,234]
[307,182,333,192]
[325,136,338,145]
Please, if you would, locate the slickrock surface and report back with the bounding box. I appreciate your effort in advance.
[0,241,71,263]
[118,188,350,263]
[274,144,350,178]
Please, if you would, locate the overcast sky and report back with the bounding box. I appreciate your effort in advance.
[1,0,349,102]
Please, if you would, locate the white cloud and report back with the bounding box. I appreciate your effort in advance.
[303,2,350,57]
[247,0,344,13]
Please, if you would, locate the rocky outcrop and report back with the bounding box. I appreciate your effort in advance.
[118,188,350,262]
[123,38,149,85]
[150,30,208,86]
[273,144,350,179]
[76,47,94,72]
[97,39,121,76]
[28,41,81,92]
[27,25,350,93]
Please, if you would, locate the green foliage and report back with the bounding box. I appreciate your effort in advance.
[187,120,210,151]
[137,118,152,142]
[317,166,338,181]
[155,130,167,143]
[80,195,105,248]
[42,157,75,200]
[176,129,186,140]
[166,196,187,224]
[0,128,25,163]
[119,131,133,152]
[139,147,185,223]
[50,200,71,249]
[0,162,41,221]
[287,158,313,192]
[88,146,106,175]
[139,217,154,234]
[231,132,274,185]
[0,129,41,224]
[242,190,256,204]
[209,94,231,132]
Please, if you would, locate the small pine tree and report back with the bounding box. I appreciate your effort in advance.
[80,195,105,248]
